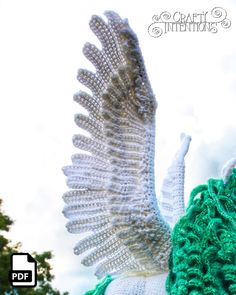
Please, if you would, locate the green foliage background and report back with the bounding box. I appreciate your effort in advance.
[0,199,69,295]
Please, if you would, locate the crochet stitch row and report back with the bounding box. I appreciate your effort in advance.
[166,169,236,294]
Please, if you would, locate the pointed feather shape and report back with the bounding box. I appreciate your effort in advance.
[74,226,115,255]
[62,11,174,279]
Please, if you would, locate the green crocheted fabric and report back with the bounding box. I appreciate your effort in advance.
[166,169,236,295]
[84,275,113,295]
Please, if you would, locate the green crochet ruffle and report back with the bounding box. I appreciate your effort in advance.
[166,169,236,295]
[84,275,113,295]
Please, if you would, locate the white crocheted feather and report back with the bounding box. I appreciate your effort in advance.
[221,157,236,183]
[105,273,168,295]
[160,133,191,228]
[62,11,189,280]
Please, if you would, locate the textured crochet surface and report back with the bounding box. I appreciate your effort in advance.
[62,10,191,281]
[62,10,236,295]
[84,275,113,295]
[105,273,168,295]
[166,169,236,294]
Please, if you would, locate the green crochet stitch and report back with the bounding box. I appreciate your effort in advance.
[166,169,236,295]
[84,275,113,295]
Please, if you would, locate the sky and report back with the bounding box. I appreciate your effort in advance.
[0,0,235,294]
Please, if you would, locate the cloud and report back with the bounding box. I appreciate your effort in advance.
[191,126,236,182]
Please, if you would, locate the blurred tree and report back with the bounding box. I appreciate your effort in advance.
[0,199,69,295]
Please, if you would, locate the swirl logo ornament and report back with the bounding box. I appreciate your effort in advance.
[148,7,231,38]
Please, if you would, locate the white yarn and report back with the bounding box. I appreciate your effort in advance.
[63,10,236,295]
[62,11,176,279]
[221,157,236,183]
[160,133,191,228]
[105,273,168,295]
[62,10,190,285]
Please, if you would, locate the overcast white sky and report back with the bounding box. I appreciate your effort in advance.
[0,0,236,294]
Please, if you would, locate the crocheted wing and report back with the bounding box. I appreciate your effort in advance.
[160,133,191,228]
[62,11,171,279]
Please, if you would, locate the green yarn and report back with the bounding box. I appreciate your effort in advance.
[166,169,236,295]
[84,275,113,295]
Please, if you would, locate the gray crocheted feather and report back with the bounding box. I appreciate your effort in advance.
[62,11,191,279]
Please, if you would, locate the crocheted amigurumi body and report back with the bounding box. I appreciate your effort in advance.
[62,11,236,295]
[166,163,236,295]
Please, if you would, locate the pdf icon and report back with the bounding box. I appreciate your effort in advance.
[9,253,37,287]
